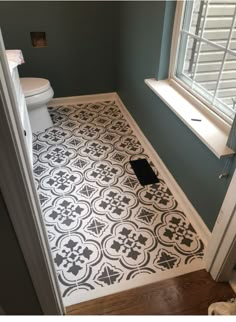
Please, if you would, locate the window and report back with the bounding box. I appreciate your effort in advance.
[171,0,236,124]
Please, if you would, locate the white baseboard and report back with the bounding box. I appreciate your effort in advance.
[50,91,211,247]
[49,92,117,106]
[115,93,211,248]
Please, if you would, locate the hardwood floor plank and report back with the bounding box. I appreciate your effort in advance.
[66,270,235,315]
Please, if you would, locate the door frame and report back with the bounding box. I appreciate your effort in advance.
[0,30,64,315]
[205,167,236,283]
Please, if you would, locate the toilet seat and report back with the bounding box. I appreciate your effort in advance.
[20,78,51,97]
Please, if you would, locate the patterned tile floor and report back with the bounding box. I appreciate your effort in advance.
[32,99,204,307]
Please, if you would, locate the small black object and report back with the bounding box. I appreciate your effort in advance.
[130,159,159,186]
[24,130,27,136]
[191,118,202,122]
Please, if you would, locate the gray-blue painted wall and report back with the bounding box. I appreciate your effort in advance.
[116,1,236,231]
[0,1,117,97]
[0,1,235,231]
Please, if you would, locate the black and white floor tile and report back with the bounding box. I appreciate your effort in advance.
[33,99,204,307]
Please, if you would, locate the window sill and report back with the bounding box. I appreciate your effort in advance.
[145,78,235,159]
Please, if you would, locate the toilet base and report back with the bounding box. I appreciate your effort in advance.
[28,104,53,133]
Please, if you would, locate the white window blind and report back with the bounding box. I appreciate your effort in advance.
[175,0,236,122]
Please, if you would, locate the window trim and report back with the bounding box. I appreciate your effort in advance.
[144,78,234,158]
[169,77,230,133]
[168,0,233,126]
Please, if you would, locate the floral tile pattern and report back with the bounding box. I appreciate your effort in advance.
[33,100,204,306]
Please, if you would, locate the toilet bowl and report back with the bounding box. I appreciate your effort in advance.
[20,77,54,133]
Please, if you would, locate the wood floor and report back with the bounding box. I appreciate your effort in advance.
[66,270,235,315]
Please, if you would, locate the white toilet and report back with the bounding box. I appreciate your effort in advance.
[20,78,54,133]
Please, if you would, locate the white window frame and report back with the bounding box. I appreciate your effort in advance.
[168,0,234,127]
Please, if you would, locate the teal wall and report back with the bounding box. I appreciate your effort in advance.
[156,1,176,80]
[116,1,236,231]
[0,1,235,230]
[0,1,117,97]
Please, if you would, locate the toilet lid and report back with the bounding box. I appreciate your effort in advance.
[20,78,51,97]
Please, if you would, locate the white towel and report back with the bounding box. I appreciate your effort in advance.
[5,49,25,70]
[208,298,236,315]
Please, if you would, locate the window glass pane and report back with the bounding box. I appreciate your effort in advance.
[229,39,236,51]
[175,0,236,121]
[229,7,236,52]
[215,53,236,119]
[182,36,198,80]
[188,0,236,47]
[186,38,224,79]
[202,2,235,46]
[177,35,222,104]
[189,0,206,36]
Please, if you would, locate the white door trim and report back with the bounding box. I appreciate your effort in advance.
[205,168,236,282]
[0,30,64,315]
